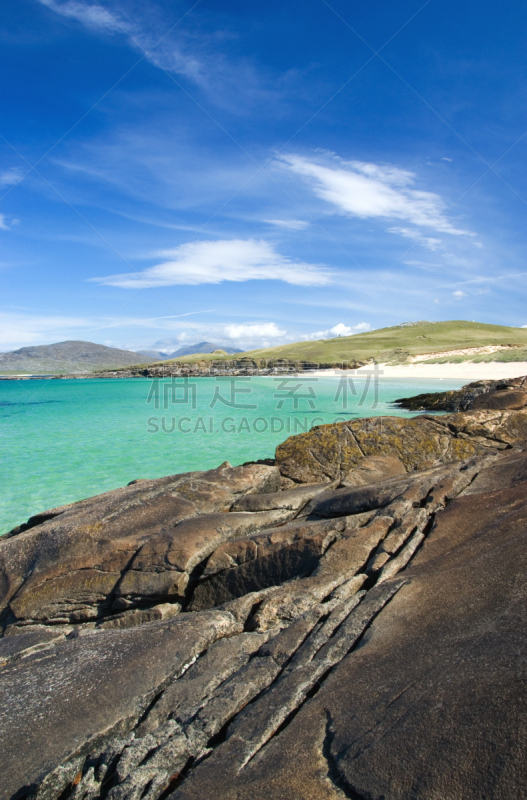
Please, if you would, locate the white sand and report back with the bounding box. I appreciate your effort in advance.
[304,362,527,380]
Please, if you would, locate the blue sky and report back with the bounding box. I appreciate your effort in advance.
[1,0,527,352]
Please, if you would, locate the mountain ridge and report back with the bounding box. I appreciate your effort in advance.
[168,341,243,358]
[0,340,155,374]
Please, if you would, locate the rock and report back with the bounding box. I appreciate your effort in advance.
[275,415,463,483]
[230,481,338,512]
[114,508,298,607]
[0,610,240,800]
[189,519,341,611]
[1,407,527,800]
[166,450,527,800]
[395,374,527,412]
[0,628,66,666]
[0,462,280,628]
[471,388,527,410]
[275,409,527,484]
[137,631,270,736]
[340,454,406,487]
[96,602,182,631]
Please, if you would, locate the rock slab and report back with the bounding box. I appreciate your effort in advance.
[0,408,526,800]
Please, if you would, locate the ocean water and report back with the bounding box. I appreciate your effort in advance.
[0,375,465,535]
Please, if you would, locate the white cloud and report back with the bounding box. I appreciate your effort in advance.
[280,154,473,237]
[453,290,467,298]
[0,168,24,186]
[441,157,453,162]
[150,322,290,352]
[37,0,126,33]
[0,215,10,231]
[388,227,443,251]
[36,1,217,85]
[264,219,309,231]
[309,322,371,339]
[149,322,289,353]
[222,322,292,351]
[224,322,285,340]
[91,239,331,288]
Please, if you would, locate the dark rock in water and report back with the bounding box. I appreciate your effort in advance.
[0,405,526,800]
[394,374,527,412]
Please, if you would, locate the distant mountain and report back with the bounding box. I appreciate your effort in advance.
[167,342,243,358]
[0,340,156,374]
[134,349,172,361]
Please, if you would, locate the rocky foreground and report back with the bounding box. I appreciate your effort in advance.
[1,404,527,799]
[395,374,527,412]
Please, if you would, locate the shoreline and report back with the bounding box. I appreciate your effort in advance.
[2,361,527,381]
[306,361,527,380]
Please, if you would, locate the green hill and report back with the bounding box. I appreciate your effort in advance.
[153,320,527,368]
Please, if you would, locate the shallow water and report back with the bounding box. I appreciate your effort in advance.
[0,375,465,534]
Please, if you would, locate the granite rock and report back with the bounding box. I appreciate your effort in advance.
[274,408,527,484]
[1,407,526,800]
[394,374,527,412]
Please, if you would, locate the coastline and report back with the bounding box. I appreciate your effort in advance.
[306,361,527,380]
[4,360,527,381]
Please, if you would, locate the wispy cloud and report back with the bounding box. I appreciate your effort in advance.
[0,215,11,230]
[264,219,309,231]
[453,290,467,298]
[0,168,24,186]
[37,0,128,33]
[403,259,443,270]
[91,239,332,288]
[35,0,275,97]
[279,154,474,238]
[36,0,206,81]
[388,227,443,251]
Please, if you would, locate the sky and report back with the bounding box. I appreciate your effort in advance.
[1,0,527,353]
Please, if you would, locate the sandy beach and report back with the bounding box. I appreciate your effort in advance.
[307,362,527,380]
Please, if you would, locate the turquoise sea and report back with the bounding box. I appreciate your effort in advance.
[0,375,465,535]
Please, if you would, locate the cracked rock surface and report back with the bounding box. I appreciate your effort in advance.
[1,409,526,800]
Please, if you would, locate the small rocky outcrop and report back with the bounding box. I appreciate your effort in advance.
[1,408,526,800]
[275,406,527,483]
[394,374,527,412]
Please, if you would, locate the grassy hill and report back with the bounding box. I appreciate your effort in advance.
[0,341,155,375]
[155,321,527,368]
